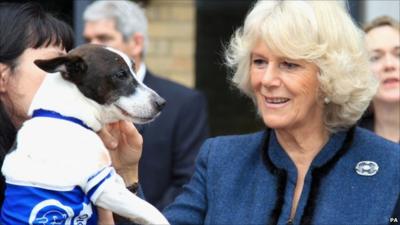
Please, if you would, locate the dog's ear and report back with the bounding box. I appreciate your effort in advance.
[34,56,87,82]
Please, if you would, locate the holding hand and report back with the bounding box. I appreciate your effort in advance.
[98,120,143,186]
[97,121,144,225]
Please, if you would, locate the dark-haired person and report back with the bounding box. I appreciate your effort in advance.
[360,16,400,143]
[0,2,142,224]
[0,2,74,205]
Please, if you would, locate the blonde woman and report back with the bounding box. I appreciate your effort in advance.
[103,1,400,224]
[361,16,400,143]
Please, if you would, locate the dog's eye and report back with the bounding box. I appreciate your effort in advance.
[114,71,129,80]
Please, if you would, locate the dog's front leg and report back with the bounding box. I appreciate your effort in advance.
[95,174,169,225]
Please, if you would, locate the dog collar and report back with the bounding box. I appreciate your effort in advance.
[32,109,93,131]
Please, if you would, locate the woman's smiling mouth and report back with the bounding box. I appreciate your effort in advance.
[264,97,290,108]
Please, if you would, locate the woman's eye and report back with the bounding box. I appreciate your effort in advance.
[252,59,267,68]
[281,61,299,70]
[370,55,381,62]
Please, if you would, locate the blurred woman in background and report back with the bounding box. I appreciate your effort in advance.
[361,16,400,143]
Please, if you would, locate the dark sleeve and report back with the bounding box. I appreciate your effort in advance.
[162,138,211,224]
[155,92,209,210]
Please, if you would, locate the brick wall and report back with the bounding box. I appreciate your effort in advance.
[145,0,195,88]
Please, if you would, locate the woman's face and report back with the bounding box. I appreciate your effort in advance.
[366,25,400,103]
[250,41,324,131]
[0,46,66,127]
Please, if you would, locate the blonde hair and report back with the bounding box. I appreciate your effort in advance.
[225,0,378,132]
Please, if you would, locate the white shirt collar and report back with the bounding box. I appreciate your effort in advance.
[136,62,146,83]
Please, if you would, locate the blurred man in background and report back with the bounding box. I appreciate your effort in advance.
[83,0,209,210]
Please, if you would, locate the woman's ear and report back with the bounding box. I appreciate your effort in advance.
[0,63,10,92]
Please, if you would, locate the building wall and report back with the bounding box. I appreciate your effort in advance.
[145,0,196,88]
[143,0,400,89]
[363,0,400,23]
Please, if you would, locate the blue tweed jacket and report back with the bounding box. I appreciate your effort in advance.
[163,127,400,225]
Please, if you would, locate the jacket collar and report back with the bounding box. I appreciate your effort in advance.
[261,127,355,225]
[267,129,348,180]
[262,129,352,183]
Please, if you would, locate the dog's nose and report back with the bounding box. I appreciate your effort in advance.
[154,97,166,111]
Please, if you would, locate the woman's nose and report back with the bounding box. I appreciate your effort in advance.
[261,65,281,88]
[382,54,398,72]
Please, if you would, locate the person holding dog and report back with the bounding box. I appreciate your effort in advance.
[83,0,210,211]
[359,16,400,143]
[0,1,74,207]
[0,2,144,224]
[102,0,400,224]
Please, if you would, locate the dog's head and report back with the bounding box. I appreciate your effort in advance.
[34,44,165,124]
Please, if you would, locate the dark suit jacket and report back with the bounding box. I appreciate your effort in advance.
[137,70,209,210]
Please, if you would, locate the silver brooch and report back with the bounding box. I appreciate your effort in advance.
[355,161,379,176]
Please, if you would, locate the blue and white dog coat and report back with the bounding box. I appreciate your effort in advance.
[0,106,120,225]
[2,166,114,224]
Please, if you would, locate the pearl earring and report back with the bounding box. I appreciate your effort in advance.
[324,97,330,104]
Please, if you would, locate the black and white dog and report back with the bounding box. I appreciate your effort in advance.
[1,44,169,225]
